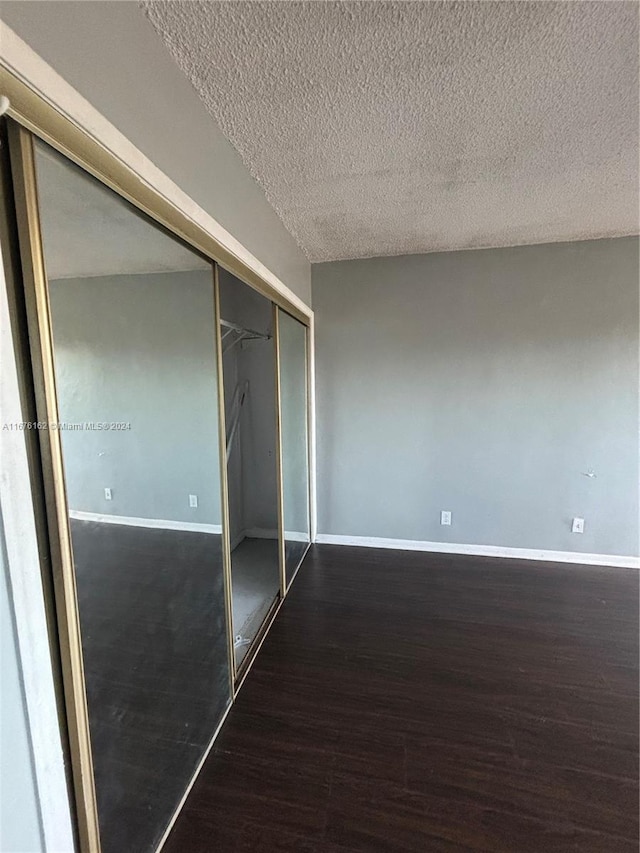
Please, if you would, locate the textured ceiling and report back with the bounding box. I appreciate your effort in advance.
[142,1,639,262]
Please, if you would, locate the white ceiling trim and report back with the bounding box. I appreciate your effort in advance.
[0,21,313,318]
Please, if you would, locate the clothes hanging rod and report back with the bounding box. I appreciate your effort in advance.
[220,318,271,341]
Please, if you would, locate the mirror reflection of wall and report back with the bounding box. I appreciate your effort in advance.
[278,310,311,585]
[218,270,281,667]
[33,140,231,853]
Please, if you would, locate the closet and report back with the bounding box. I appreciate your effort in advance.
[1,105,312,853]
[219,270,281,668]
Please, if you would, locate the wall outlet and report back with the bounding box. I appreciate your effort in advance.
[104,487,112,501]
[189,494,198,508]
[440,510,452,526]
[571,517,585,534]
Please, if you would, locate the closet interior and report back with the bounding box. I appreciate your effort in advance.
[219,270,281,668]
[2,116,312,853]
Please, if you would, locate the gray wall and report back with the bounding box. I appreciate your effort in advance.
[0,509,44,853]
[1,1,311,306]
[49,270,223,525]
[313,237,639,557]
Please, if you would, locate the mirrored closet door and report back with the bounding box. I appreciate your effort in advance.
[5,106,313,853]
[277,309,311,586]
[218,269,282,668]
[27,137,232,853]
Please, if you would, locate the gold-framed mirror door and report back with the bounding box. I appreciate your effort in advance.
[3,67,314,851]
[276,308,312,589]
[8,123,234,853]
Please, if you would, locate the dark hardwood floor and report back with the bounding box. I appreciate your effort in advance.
[164,545,639,853]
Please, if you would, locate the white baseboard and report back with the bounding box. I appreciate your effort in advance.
[283,530,310,543]
[314,534,640,569]
[245,527,279,540]
[229,529,308,550]
[230,530,246,551]
[69,510,222,535]
[229,527,279,551]
[68,517,636,569]
[246,529,310,542]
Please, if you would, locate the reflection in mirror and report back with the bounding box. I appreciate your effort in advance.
[33,140,231,853]
[218,270,281,668]
[278,310,311,585]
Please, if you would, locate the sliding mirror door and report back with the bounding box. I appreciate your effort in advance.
[277,310,311,586]
[218,270,281,668]
[24,136,231,853]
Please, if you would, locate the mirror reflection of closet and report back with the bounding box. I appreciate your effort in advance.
[218,270,281,668]
[278,309,311,586]
[32,139,231,853]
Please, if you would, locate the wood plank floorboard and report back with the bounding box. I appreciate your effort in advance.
[163,545,639,853]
